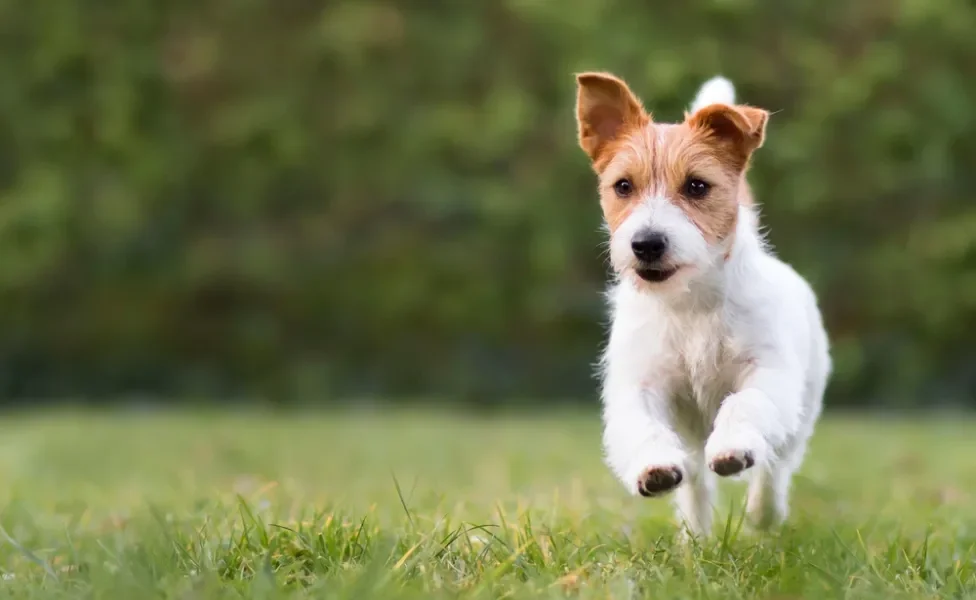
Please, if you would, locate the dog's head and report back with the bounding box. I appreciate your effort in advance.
[575,72,768,292]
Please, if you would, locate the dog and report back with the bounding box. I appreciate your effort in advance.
[574,72,831,537]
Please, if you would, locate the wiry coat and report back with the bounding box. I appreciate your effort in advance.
[577,73,831,535]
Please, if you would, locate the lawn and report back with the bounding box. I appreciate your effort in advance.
[0,408,973,599]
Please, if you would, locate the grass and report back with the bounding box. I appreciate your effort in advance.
[0,408,973,599]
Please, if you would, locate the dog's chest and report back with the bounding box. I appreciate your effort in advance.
[667,313,744,416]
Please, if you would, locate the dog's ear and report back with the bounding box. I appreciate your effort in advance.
[575,72,648,164]
[687,103,768,162]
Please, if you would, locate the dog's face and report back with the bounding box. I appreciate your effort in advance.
[575,73,768,291]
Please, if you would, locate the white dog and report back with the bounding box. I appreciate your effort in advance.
[574,72,831,536]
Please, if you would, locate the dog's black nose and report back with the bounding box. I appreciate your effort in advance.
[631,231,668,262]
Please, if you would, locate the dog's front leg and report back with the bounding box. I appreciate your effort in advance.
[602,378,688,497]
[705,361,803,528]
[602,377,712,536]
[705,362,802,473]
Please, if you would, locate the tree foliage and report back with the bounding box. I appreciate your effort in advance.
[1,0,974,405]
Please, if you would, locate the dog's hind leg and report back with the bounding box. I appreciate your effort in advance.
[745,462,791,530]
[745,434,811,530]
[747,369,825,530]
[673,458,715,538]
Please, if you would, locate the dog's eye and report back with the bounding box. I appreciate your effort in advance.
[683,177,710,199]
[613,179,634,198]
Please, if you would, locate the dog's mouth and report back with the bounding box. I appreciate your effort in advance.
[635,265,680,283]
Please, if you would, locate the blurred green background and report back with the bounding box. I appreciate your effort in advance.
[0,0,974,407]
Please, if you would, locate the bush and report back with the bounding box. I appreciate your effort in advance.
[0,0,974,406]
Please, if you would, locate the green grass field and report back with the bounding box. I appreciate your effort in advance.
[0,409,973,599]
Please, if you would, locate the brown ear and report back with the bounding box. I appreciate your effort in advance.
[687,104,769,160]
[575,72,648,163]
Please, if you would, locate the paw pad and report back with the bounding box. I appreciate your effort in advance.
[709,450,755,477]
[637,466,683,497]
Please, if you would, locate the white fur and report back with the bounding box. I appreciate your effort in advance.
[607,185,714,280]
[598,79,831,537]
[690,76,736,112]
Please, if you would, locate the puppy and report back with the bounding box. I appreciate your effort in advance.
[575,73,831,536]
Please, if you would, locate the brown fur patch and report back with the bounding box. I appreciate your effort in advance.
[593,124,743,244]
[687,104,768,165]
[738,179,755,207]
[575,72,648,167]
[575,74,769,245]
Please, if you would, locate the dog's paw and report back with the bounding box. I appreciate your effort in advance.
[706,425,767,477]
[708,449,754,477]
[637,465,684,497]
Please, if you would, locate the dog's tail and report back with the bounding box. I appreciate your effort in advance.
[689,76,735,113]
